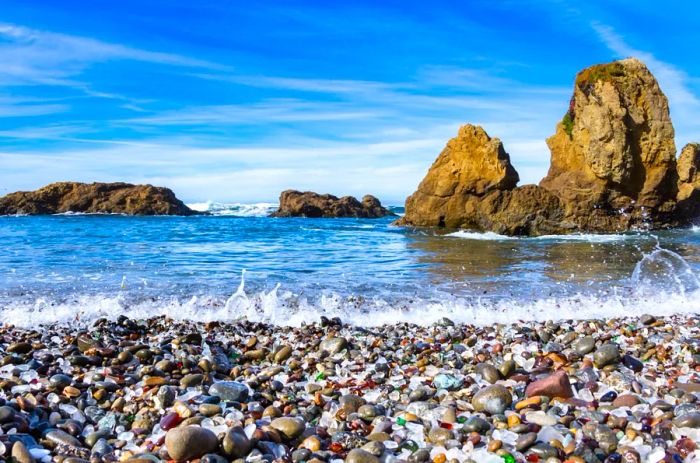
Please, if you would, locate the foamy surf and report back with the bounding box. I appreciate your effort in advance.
[4,245,700,329]
[447,230,641,242]
[186,201,278,217]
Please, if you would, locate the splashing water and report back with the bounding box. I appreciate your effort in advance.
[631,246,700,296]
[1,215,700,327]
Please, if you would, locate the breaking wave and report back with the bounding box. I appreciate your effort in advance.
[186,201,278,217]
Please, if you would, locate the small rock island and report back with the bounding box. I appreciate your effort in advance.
[270,190,394,218]
[0,182,196,216]
[396,58,700,235]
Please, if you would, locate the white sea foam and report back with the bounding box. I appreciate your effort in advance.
[186,201,277,217]
[3,245,698,329]
[446,231,516,240]
[3,285,700,329]
[447,230,638,242]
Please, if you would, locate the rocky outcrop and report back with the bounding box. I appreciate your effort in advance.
[397,58,700,235]
[270,190,393,218]
[399,124,518,227]
[676,143,700,218]
[0,182,196,216]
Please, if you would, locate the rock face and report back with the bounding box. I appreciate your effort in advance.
[399,124,518,228]
[676,143,700,218]
[270,190,393,218]
[397,58,700,235]
[0,182,195,216]
[541,58,678,231]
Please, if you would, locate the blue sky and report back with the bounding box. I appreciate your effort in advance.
[1,1,699,203]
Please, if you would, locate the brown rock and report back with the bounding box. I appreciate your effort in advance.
[0,182,195,216]
[612,394,641,408]
[270,190,393,218]
[396,124,519,228]
[676,143,700,217]
[525,370,574,399]
[397,58,700,235]
[541,58,679,230]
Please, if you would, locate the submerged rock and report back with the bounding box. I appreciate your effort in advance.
[396,58,700,235]
[0,182,195,216]
[270,190,393,218]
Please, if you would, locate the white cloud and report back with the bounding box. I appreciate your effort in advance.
[0,22,230,87]
[591,21,700,145]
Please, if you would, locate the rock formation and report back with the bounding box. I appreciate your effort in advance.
[397,58,700,235]
[676,143,700,218]
[270,190,393,218]
[0,182,196,216]
[400,124,518,228]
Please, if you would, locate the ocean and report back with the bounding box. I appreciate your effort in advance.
[2,202,700,328]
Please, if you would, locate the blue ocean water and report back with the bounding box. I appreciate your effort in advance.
[1,204,700,327]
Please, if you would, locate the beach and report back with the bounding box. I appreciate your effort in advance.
[0,313,698,463]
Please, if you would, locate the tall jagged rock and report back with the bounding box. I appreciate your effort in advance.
[676,143,700,218]
[541,58,678,228]
[397,124,519,228]
[0,182,196,215]
[398,58,700,235]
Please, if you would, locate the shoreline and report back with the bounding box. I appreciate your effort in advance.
[0,313,698,462]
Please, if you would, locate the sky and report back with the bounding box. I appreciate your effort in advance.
[1,1,699,204]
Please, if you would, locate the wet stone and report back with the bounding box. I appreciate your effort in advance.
[594,344,621,368]
[320,337,347,355]
[270,417,305,440]
[471,385,512,415]
[515,432,538,452]
[573,336,596,355]
[209,381,248,402]
[673,412,700,428]
[165,425,218,462]
[345,448,380,463]
[475,363,500,384]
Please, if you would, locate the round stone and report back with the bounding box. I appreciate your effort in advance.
[475,363,500,384]
[463,416,491,434]
[594,343,621,368]
[208,381,249,402]
[345,448,380,463]
[673,412,700,428]
[471,385,512,415]
[573,336,596,355]
[270,417,306,440]
[165,426,218,462]
[274,345,293,363]
[49,374,72,390]
[515,432,538,452]
[222,428,252,459]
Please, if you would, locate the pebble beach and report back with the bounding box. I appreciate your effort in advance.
[0,314,698,463]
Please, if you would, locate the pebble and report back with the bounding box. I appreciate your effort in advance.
[594,343,621,368]
[165,425,218,461]
[270,417,306,440]
[471,384,512,415]
[346,448,380,463]
[208,381,249,401]
[0,313,694,463]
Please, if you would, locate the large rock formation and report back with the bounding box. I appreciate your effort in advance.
[270,190,393,218]
[400,124,518,227]
[676,143,700,218]
[0,182,196,216]
[397,58,700,235]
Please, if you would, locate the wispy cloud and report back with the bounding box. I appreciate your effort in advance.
[0,23,229,84]
[591,22,700,120]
